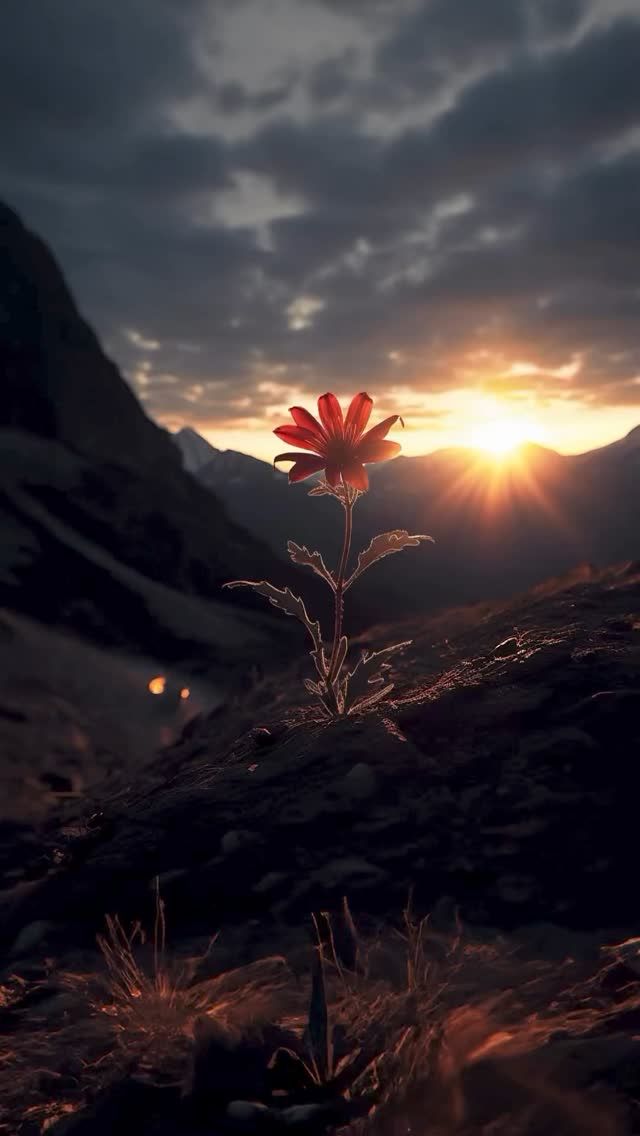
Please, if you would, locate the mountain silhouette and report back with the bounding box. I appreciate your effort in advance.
[174,427,220,474]
[0,203,318,670]
[178,426,640,617]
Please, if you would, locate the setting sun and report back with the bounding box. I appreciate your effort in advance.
[470,415,546,457]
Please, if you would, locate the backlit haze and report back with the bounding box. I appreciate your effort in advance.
[2,0,639,462]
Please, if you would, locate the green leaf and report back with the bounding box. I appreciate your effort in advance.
[344,530,433,590]
[287,541,336,590]
[343,640,411,713]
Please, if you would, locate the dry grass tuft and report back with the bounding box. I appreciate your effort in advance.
[92,883,294,1067]
[1,897,639,1134]
[310,902,640,1135]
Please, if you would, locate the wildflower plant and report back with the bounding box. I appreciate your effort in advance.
[225,392,432,717]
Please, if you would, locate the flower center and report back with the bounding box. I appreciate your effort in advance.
[325,438,354,465]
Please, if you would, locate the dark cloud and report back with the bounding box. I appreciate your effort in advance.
[0,0,639,431]
[0,0,210,132]
[213,79,297,114]
[307,50,360,104]
[375,0,529,91]
[384,17,640,199]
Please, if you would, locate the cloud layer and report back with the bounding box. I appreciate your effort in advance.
[1,0,639,448]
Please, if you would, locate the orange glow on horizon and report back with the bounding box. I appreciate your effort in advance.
[161,390,636,465]
[468,407,549,457]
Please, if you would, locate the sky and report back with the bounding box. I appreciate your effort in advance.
[1,0,640,460]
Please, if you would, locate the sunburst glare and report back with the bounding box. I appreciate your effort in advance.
[470,413,547,457]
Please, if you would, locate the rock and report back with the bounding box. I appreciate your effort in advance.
[190,1017,272,1112]
[517,727,598,763]
[566,689,639,742]
[492,636,519,657]
[221,829,257,855]
[313,857,387,891]
[604,616,634,633]
[340,762,378,800]
[251,727,275,748]
[148,867,187,891]
[226,1100,275,1130]
[10,918,54,956]
[39,770,74,794]
[254,871,289,894]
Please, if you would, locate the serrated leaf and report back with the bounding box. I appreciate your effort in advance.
[308,479,334,497]
[223,580,324,665]
[343,641,411,713]
[345,530,433,590]
[287,541,336,590]
[348,682,395,715]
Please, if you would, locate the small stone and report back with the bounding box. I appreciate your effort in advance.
[252,727,274,748]
[254,871,288,894]
[226,1101,274,1130]
[282,1104,328,1128]
[604,616,633,633]
[39,771,74,794]
[148,867,186,891]
[612,937,640,976]
[517,727,597,763]
[11,919,54,956]
[314,857,387,890]
[221,829,256,854]
[493,636,519,657]
[340,762,378,800]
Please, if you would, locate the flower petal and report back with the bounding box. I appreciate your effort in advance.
[357,439,402,464]
[273,425,325,453]
[325,464,341,487]
[318,392,343,436]
[341,461,369,491]
[359,414,400,446]
[288,457,327,483]
[274,452,327,482]
[345,392,373,441]
[289,406,325,439]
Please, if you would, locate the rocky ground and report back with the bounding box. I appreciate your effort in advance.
[1,563,640,1134]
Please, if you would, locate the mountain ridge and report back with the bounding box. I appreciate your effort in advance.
[0,202,322,670]
[173,423,640,618]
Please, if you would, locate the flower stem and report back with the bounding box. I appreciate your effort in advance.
[326,490,354,710]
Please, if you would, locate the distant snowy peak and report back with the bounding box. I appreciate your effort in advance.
[173,427,220,474]
[199,448,276,488]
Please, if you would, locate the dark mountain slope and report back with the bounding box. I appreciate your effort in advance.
[0,203,325,663]
[3,563,639,950]
[0,202,173,471]
[187,427,640,617]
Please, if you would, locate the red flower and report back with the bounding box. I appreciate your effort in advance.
[273,392,402,491]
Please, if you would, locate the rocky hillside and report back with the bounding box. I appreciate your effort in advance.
[4,562,639,946]
[0,204,321,669]
[1,564,639,1135]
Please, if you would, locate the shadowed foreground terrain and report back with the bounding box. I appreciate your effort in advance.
[1,564,640,1134]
